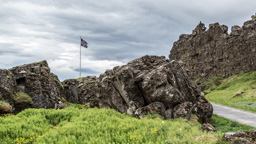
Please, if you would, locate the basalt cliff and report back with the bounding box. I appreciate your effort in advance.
[169,13,256,89]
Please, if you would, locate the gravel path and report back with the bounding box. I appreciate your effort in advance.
[212,103,256,128]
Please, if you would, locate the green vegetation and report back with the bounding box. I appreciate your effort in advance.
[55,78,64,90]
[76,77,83,82]
[6,70,14,79]
[0,105,254,143]
[61,97,67,102]
[209,114,253,133]
[195,77,201,83]
[13,92,34,105]
[0,107,237,144]
[203,76,223,94]
[68,103,84,109]
[205,71,256,113]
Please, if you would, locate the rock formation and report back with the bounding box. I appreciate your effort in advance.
[61,76,97,104]
[223,129,256,144]
[74,55,213,123]
[169,13,256,88]
[0,56,213,123]
[0,61,62,113]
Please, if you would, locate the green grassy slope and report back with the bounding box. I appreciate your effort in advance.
[205,71,256,113]
[0,106,253,144]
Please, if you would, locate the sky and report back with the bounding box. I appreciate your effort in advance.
[0,0,255,81]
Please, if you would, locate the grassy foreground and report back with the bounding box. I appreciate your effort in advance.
[0,106,254,144]
[205,71,256,113]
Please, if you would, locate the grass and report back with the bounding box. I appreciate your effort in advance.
[1,106,247,144]
[76,78,83,82]
[209,114,253,133]
[13,92,34,105]
[203,76,223,94]
[0,106,253,144]
[68,103,85,109]
[205,71,256,113]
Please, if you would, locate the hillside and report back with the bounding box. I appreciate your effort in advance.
[0,106,253,144]
[205,71,256,113]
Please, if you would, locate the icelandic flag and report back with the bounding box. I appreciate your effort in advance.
[81,38,88,48]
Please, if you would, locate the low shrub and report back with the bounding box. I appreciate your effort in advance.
[0,107,226,144]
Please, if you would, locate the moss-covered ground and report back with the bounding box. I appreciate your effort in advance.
[205,71,256,113]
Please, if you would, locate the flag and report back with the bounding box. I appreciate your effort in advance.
[81,38,88,48]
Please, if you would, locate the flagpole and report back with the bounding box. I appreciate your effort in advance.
[80,37,81,78]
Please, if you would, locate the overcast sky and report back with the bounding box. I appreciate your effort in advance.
[0,0,255,81]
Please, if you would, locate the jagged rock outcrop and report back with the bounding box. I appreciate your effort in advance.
[0,61,62,113]
[223,129,256,144]
[169,13,256,88]
[84,55,213,123]
[61,76,97,104]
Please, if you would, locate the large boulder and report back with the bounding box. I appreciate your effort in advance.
[87,55,213,122]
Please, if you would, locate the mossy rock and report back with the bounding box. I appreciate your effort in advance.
[0,101,12,114]
[13,92,34,105]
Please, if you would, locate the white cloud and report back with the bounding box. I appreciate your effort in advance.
[48,57,125,81]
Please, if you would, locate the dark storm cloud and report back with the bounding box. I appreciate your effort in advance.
[0,0,256,80]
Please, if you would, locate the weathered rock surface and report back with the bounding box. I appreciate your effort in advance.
[84,55,213,122]
[169,13,256,89]
[61,76,97,104]
[173,102,193,119]
[200,123,216,132]
[0,61,62,113]
[223,129,256,144]
[135,102,166,118]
